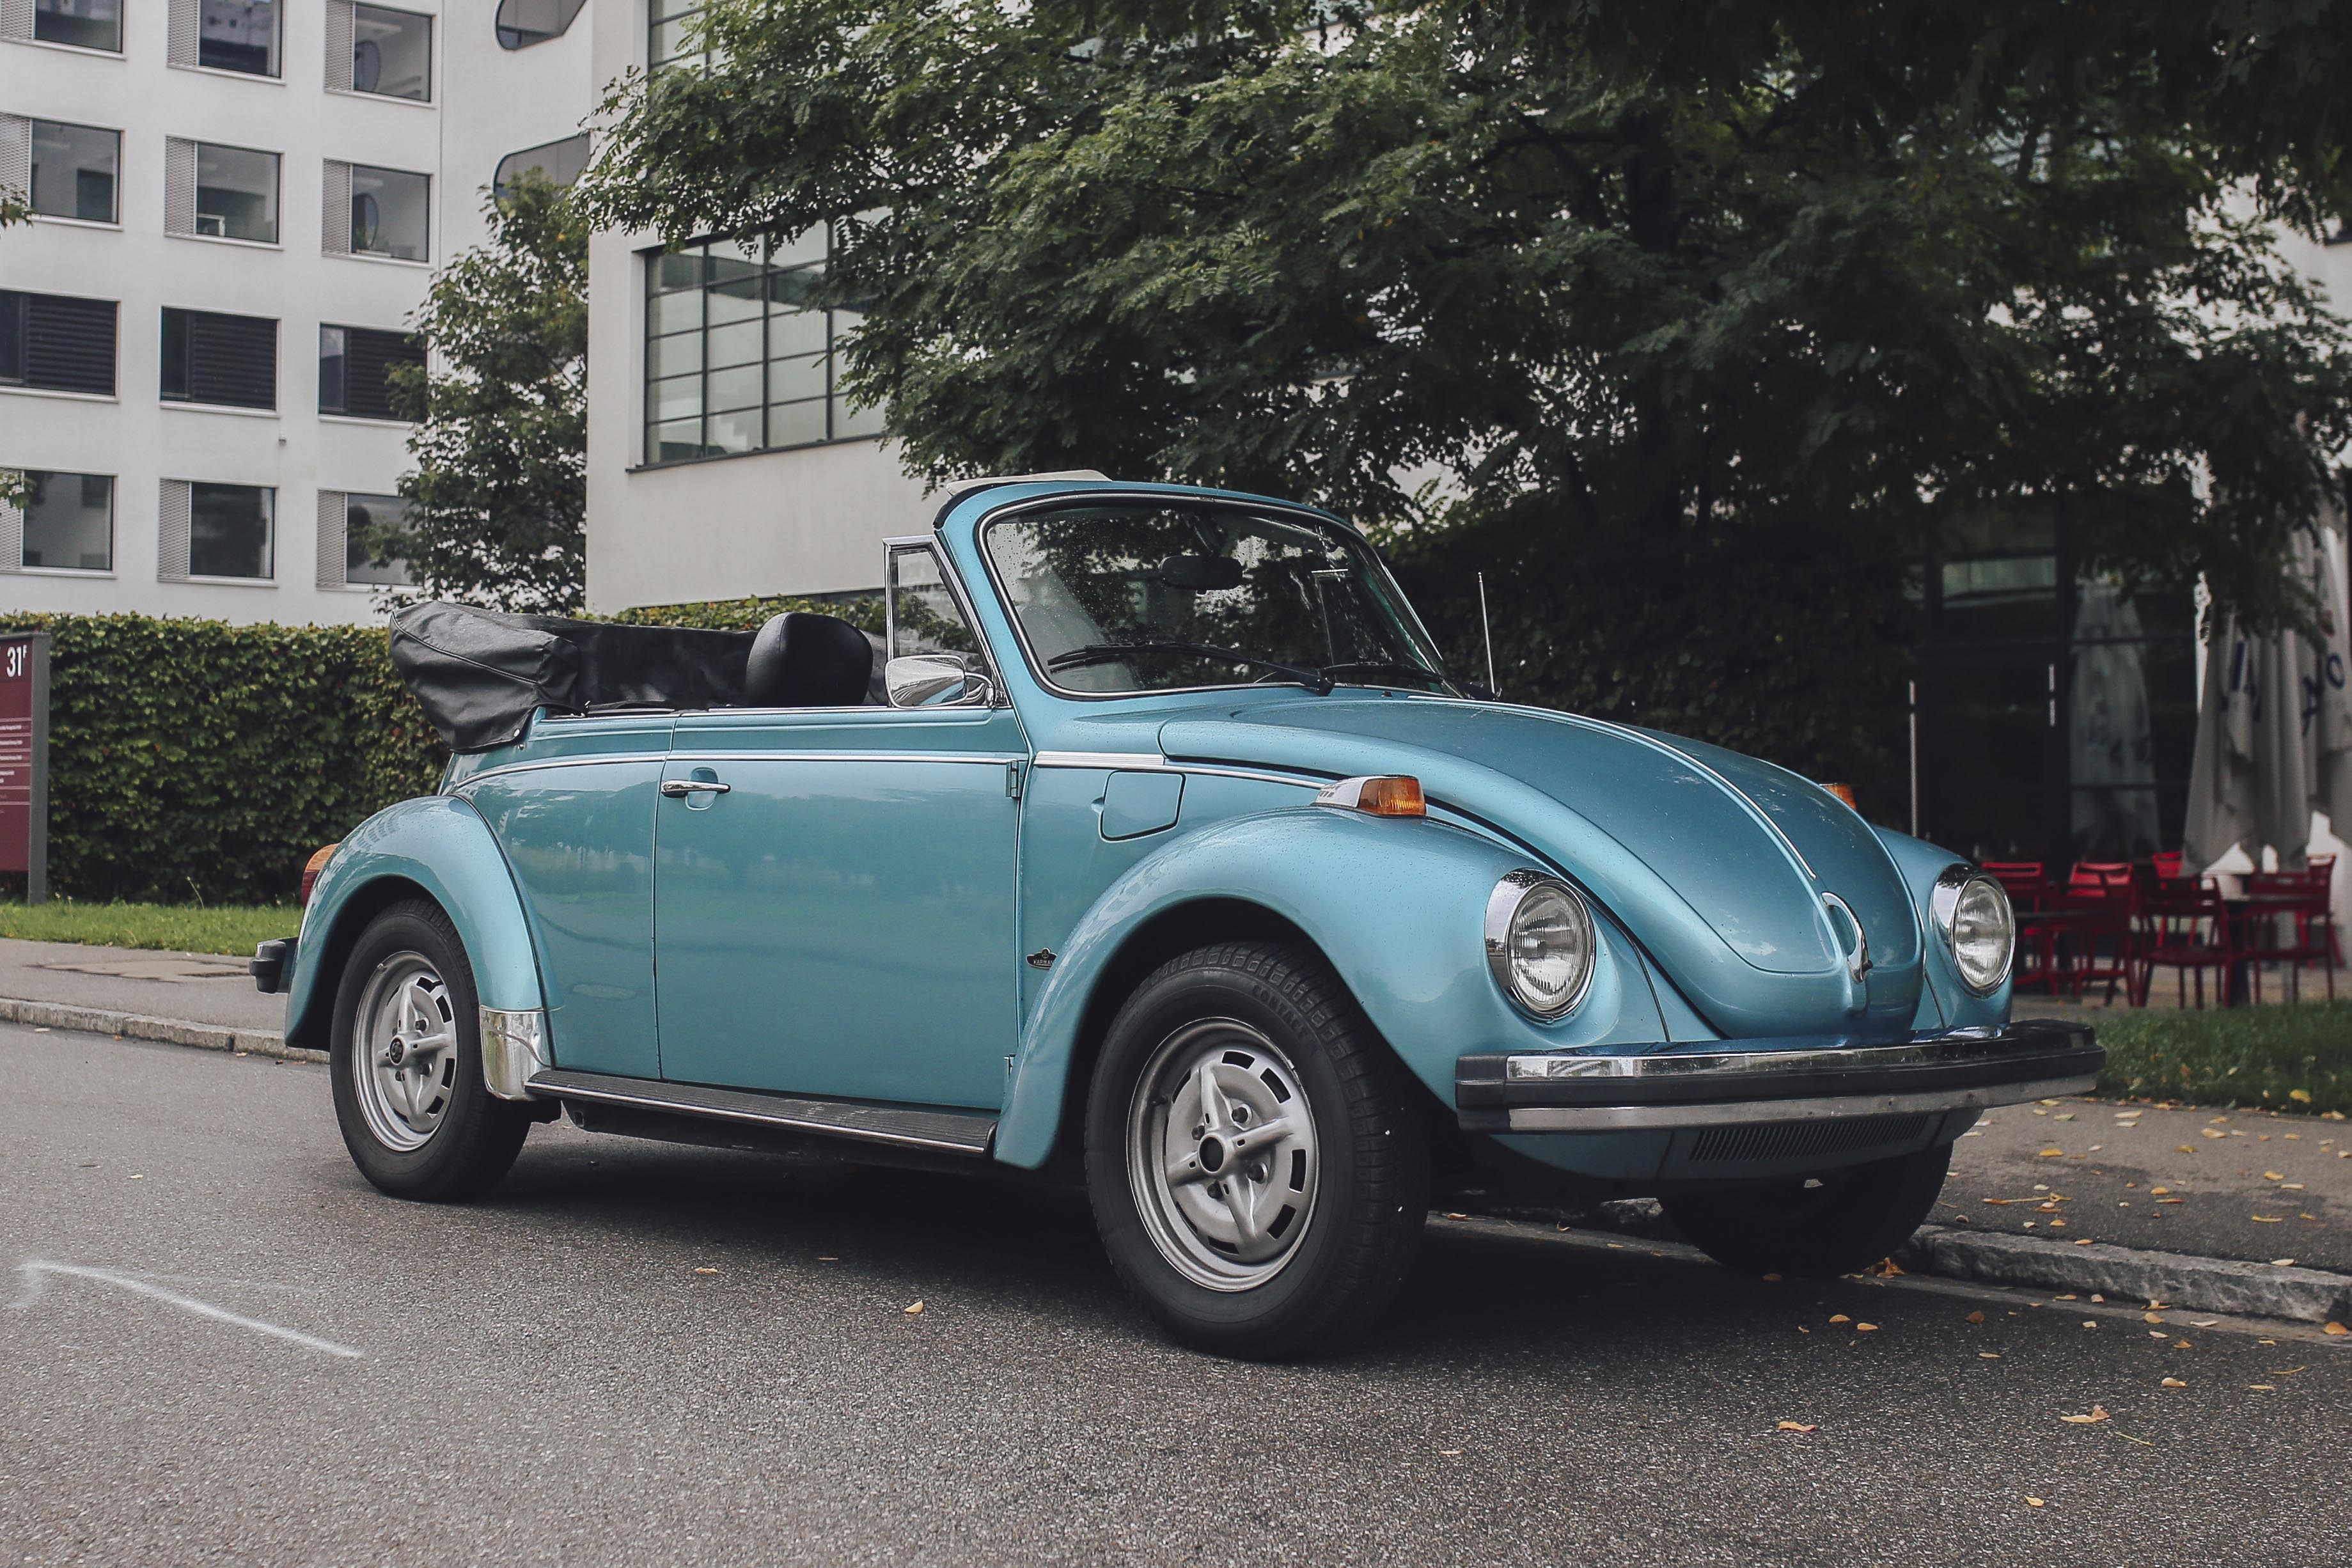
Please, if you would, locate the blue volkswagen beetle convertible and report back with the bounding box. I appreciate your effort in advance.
[255,475,2098,1357]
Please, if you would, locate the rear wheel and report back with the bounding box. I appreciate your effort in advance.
[1660,1142,1952,1278]
[330,900,530,1202]
[1085,941,1429,1359]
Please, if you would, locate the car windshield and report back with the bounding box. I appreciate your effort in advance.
[982,503,1457,696]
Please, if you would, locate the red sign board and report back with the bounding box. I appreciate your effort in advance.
[0,632,49,900]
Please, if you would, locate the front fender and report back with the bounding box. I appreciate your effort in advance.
[284,794,546,1050]
[1872,826,2011,1032]
[993,807,1669,1168]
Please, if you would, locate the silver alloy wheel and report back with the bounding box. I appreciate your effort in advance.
[1127,1019,1321,1292]
[350,951,460,1153]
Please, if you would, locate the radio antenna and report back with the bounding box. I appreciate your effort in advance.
[1477,572,1498,696]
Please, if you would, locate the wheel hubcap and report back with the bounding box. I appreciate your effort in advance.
[351,953,459,1153]
[1127,1019,1319,1292]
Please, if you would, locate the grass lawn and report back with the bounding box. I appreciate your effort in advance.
[2095,1003,2352,1117]
[0,900,298,957]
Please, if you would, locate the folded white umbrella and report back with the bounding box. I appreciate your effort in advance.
[2184,499,2352,870]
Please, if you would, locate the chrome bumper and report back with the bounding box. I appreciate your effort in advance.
[1455,1020,2101,1134]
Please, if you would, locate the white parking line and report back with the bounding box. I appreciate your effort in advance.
[10,1258,364,1359]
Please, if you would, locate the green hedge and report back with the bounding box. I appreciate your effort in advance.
[0,599,877,904]
[0,614,447,903]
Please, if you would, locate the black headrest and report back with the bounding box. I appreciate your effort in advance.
[744,612,875,708]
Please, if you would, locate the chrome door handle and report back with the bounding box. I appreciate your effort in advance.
[659,779,731,797]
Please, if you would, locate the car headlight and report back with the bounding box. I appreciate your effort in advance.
[1485,871,1597,1019]
[1931,866,2014,995]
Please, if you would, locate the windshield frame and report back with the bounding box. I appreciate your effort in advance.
[969,490,1457,703]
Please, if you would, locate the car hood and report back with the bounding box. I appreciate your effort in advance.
[1157,698,1924,1041]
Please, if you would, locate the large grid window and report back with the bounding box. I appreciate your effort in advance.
[189,481,273,579]
[349,164,428,260]
[643,231,882,466]
[647,1,714,72]
[194,142,279,243]
[351,4,431,100]
[196,0,279,75]
[343,492,413,586]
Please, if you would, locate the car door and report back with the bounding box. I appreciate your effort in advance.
[457,712,671,1080]
[652,552,1025,1109]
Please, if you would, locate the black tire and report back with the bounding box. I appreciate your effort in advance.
[1084,941,1430,1359]
[330,898,531,1202]
[1659,1141,1952,1278]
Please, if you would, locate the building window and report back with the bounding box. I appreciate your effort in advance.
[0,290,117,396]
[161,306,277,410]
[13,470,114,571]
[20,120,116,223]
[184,0,280,76]
[493,133,592,199]
[643,230,884,466]
[343,492,414,585]
[648,1,712,72]
[32,0,122,52]
[188,141,279,243]
[349,164,428,260]
[189,482,273,579]
[351,4,432,100]
[320,324,423,419]
[496,0,584,49]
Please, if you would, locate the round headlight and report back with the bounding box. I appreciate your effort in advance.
[1933,867,2014,995]
[1486,872,1597,1019]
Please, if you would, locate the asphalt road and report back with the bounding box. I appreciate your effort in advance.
[3,1021,2346,1567]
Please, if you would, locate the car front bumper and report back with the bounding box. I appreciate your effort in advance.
[1455,1019,2100,1134]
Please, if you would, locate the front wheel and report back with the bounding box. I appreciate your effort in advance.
[1084,941,1430,1359]
[330,899,531,1202]
[1659,1141,1952,1278]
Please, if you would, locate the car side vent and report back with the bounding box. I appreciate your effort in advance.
[1689,1113,1932,1164]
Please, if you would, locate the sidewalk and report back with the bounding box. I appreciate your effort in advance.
[0,935,291,1052]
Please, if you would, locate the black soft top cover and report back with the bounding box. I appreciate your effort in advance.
[390,601,754,753]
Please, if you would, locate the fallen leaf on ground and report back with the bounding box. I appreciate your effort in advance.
[1438,1448,1462,1455]
[1761,1273,1784,1282]
[2271,1258,2297,1267]
[2082,1321,2099,1329]
[2290,1089,2312,1103]
[2263,1172,2286,1181]
[2323,1322,2350,1336]
[2158,1197,2184,1204]
[2177,1146,2197,1154]
[2037,1147,2066,1157]
[1855,1322,1879,1333]
[1828,1313,1851,1324]
[1965,1310,1986,1324]
[903,1301,925,1315]
[693,1267,719,1275]
[2075,1239,2095,1246]
[2150,1186,2171,1195]
[2248,1384,2275,1391]
[2026,1497,2046,1508]
[2143,1312,2165,1324]
[2252,1215,2285,1223]
[2161,1377,2187,1388]
[2174,1339,2193,1349]
[1776,1421,1817,1432]
[2058,1406,2110,1425]
[1979,1351,2001,1359]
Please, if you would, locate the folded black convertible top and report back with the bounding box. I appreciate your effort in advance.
[389,601,755,753]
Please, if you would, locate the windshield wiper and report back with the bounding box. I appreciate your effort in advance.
[1047,641,1335,694]
[1319,660,1464,696]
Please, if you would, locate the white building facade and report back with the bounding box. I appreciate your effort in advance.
[581,0,926,614]
[1,0,595,625]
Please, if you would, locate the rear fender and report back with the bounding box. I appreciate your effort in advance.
[992,808,1667,1168]
[283,795,546,1051]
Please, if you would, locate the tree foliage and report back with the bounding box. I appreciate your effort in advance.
[581,1,2352,797]
[364,175,588,613]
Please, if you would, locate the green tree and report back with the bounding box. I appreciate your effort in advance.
[363,173,588,612]
[580,1,2352,799]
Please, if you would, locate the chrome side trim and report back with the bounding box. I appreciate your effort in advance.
[1503,1074,2097,1132]
[1499,1030,2069,1081]
[527,1068,997,1156]
[478,1008,549,1101]
[664,751,1026,766]
[1033,750,1166,768]
[450,754,657,793]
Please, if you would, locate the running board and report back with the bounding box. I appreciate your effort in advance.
[526,1069,997,1157]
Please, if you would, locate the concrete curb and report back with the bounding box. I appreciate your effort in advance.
[1895,1225,2352,1325]
[1530,1196,2352,1326]
[0,996,323,1065]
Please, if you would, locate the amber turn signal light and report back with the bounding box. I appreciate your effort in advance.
[1314,775,1426,817]
[1822,783,1858,809]
[301,842,341,908]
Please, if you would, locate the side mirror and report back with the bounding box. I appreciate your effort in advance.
[886,654,994,709]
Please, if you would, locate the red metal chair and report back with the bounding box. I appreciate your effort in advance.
[2151,851,2184,880]
[1983,863,2059,990]
[2306,854,2343,971]
[2245,868,2337,1002]
[2063,875,2138,1003]
[2134,877,2234,1008]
